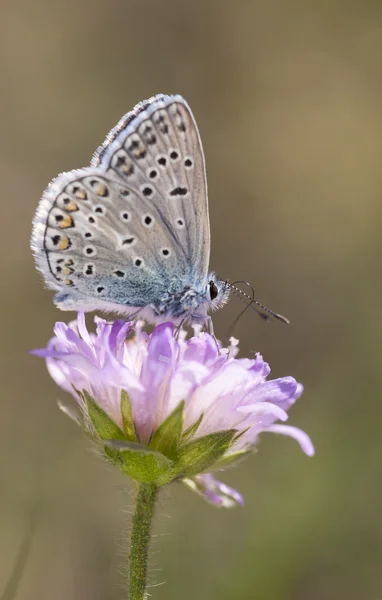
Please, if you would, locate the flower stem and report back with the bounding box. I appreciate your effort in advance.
[128,483,159,600]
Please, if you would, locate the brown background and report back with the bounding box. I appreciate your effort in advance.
[1,1,382,598]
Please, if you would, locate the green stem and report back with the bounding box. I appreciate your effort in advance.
[128,483,159,600]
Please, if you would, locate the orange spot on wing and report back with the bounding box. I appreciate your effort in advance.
[58,214,74,228]
[65,202,78,212]
[58,236,70,250]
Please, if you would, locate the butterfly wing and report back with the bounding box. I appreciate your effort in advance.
[93,94,210,286]
[31,94,211,316]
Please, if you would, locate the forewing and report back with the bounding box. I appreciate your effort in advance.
[92,94,210,285]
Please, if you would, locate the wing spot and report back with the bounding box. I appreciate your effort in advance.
[57,214,74,228]
[170,186,188,197]
[84,245,96,256]
[122,162,135,175]
[120,211,130,222]
[61,264,73,275]
[84,232,92,238]
[122,237,135,246]
[170,150,179,161]
[142,126,157,145]
[62,197,79,211]
[114,270,125,278]
[142,185,154,197]
[114,152,135,176]
[58,236,71,250]
[143,215,154,227]
[70,186,87,200]
[128,137,147,159]
[120,189,130,196]
[128,138,140,149]
[113,152,134,175]
[88,216,96,224]
[113,150,134,176]
[52,213,75,229]
[155,112,169,134]
[161,248,170,257]
[84,264,95,277]
[184,157,193,168]
[148,169,158,179]
[176,219,185,228]
[134,258,144,267]
[97,286,106,294]
[90,180,109,197]
[114,152,127,167]
[94,205,105,215]
[157,155,167,167]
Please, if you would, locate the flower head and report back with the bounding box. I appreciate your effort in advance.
[32,314,313,506]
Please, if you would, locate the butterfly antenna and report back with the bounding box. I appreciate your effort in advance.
[229,281,290,326]
[226,281,259,339]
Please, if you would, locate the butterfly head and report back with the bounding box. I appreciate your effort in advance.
[206,273,230,312]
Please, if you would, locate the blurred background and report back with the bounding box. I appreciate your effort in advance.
[1,0,381,598]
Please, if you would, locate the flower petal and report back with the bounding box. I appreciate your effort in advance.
[183,473,244,508]
[262,424,315,456]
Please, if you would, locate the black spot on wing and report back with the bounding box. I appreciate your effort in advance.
[170,187,188,197]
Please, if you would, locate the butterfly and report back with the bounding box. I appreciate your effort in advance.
[31,94,232,330]
[32,94,288,330]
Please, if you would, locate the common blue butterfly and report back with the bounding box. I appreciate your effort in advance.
[32,94,230,329]
[32,94,288,329]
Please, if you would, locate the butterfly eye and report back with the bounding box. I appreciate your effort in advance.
[209,281,218,301]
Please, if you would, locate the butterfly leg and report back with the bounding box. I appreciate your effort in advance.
[205,316,215,337]
[205,316,223,353]
[174,319,186,340]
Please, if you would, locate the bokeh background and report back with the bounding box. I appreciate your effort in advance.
[1,1,382,598]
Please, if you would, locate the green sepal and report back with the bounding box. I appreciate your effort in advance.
[212,428,251,468]
[182,412,204,443]
[83,391,126,440]
[104,445,125,467]
[232,427,250,444]
[76,391,175,484]
[105,440,175,484]
[120,390,138,442]
[175,429,237,478]
[80,391,240,485]
[149,401,184,459]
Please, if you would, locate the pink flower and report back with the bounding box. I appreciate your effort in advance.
[32,313,314,507]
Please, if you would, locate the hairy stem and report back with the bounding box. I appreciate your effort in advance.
[128,483,159,600]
